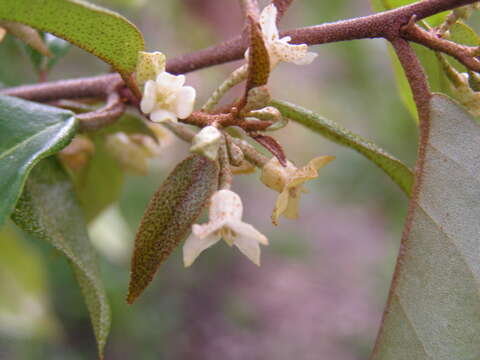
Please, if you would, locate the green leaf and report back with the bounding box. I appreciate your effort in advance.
[0,94,77,227]
[0,223,59,339]
[11,158,111,358]
[24,33,71,73]
[72,136,124,222]
[272,99,413,195]
[127,155,219,304]
[0,0,144,80]
[371,94,480,359]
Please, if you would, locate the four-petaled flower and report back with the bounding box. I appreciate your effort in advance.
[183,189,269,267]
[261,156,334,225]
[140,72,196,123]
[259,4,317,67]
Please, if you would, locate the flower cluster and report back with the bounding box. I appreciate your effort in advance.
[137,51,196,123]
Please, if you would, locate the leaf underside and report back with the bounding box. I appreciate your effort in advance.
[371,94,480,360]
[12,158,111,359]
[127,155,219,304]
[0,94,77,226]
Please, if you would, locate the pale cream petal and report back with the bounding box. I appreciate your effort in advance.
[140,80,157,114]
[174,86,196,119]
[192,221,225,239]
[0,27,6,43]
[209,190,243,222]
[288,155,334,188]
[150,109,177,123]
[291,51,318,65]
[260,4,279,42]
[183,233,221,267]
[233,235,262,266]
[283,189,301,219]
[272,189,290,225]
[260,157,296,193]
[228,220,269,245]
[156,72,185,92]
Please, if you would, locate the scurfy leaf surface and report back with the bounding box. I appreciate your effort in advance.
[272,99,413,195]
[371,95,480,360]
[0,0,144,78]
[127,155,219,304]
[0,95,77,226]
[12,158,111,359]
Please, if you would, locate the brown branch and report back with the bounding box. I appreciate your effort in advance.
[401,16,480,72]
[78,91,126,132]
[0,0,477,102]
[370,37,432,359]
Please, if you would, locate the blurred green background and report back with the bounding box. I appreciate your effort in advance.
[0,0,419,359]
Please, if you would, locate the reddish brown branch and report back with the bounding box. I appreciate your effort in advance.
[370,38,432,359]
[78,91,126,132]
[0,0,478,103]
[401,16,480,72]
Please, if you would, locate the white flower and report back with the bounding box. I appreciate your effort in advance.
[140,72,196,123]
[183,190,269,267]
[259,4,317,67]
[190,126,223,161]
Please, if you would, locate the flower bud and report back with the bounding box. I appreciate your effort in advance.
[135,51,166,88]
[190,126,222,161]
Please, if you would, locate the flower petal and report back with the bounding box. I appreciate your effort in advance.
[209,190,243,221]
[233,234,262,266]
[192,220,225,239]
[174,86,196,119]
[156,72,185,92]
[288,155,334,188]
[183,233,221,267]
[272,188,290,225]
[260,4,279,42]
[140,80,157,114]
[150,109,177,123]
[283,188,301,219]
[228,220,269,245]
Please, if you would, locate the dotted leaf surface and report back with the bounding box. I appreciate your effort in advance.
[12,158,111,359]
[127,155,219,304]
[0,0,144,78]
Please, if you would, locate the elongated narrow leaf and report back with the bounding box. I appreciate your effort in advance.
[0,0,144,79]
[0,95,77,226]
[127,155,219,304]
[371,94,480,360]
[272,99,413,195]
[12,158,110,358]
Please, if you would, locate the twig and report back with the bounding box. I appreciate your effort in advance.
[1,0,478,102]
[370,37,431,359]
[401,16,480,72]
[218,139,233,189]
[78,91,126,132]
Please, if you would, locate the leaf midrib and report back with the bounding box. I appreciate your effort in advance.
[0,121,65,162]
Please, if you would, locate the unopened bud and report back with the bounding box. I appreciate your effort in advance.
[468,71,480,91]
[246,106,282,122]
[135,51,166,88]
[242,85,271,113]
[227,141,244,166]
[58,135,95,171]
[190,126,222,161]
